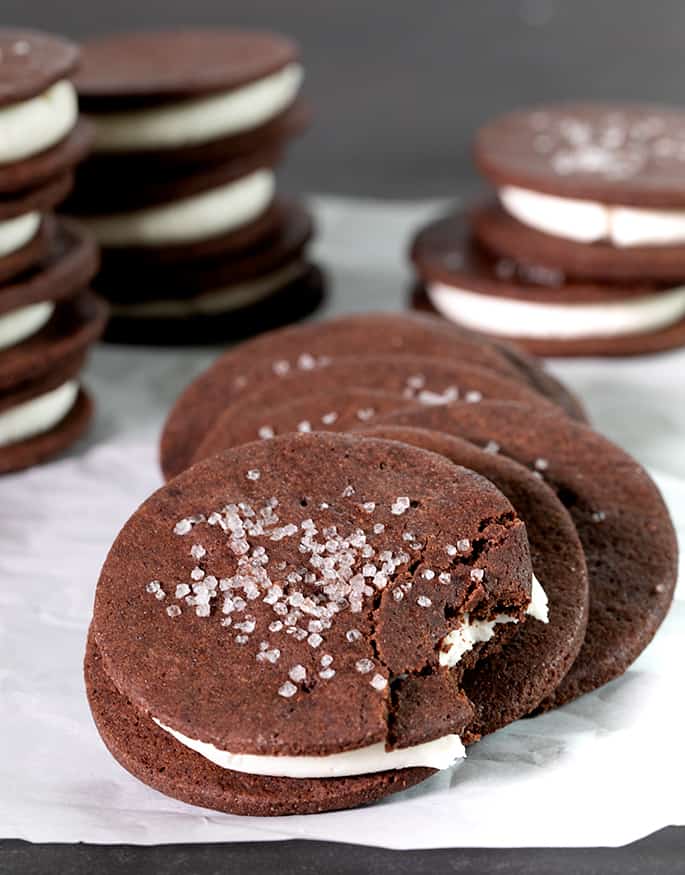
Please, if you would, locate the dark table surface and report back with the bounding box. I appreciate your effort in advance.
[1,2,683,871]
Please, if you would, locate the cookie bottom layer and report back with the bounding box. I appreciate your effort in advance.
[84,631,434,817]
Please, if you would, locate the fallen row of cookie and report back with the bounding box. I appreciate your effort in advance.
[85,312,677,816]
[411,102,685,356]
[0,30,106,472]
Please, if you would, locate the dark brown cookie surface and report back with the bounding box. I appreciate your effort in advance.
[0,219,98,316]
[0,217,51,284]
[76,30,298,109]
[0,29,79,106]
[104,262,325,347]
[0,290,107,390]
[0,171,72,221]
[159,312,552,480]
[191,356,561,466]
[358,424,588,735]
[379,402,678,708]
[94,432,532,757]
[0,387,91,475]
[474,201,685,283]
[476,102,685,207]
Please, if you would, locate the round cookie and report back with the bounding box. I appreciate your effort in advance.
[160,312,567,480]
[0,387,92,475]
[192,389,420,461]
[358,425,588,735]
[0,218,51,285]
[0,171,73,221]
[0,290,107,390]
[103,262,325,346]
[0,219,99,318]
[76,30,298,108]
[377,402,678,708]
[411,210,685,356]
[94,198,311,305]
[89,432,533,815]
[190,355,562,465]
[0,29,80,106]
[475,102,685,207]
[65,144,280,215]
[474,200,685,284]
[0,119,93,196]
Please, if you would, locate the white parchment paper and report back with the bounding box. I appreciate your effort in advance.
[1,197,683,847]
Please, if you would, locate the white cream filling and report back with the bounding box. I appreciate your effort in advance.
[0,301,54,350]
[153,718,465,778]
[90,63,304,152]
[0,80,78,165]
[427,279,685,340]
[80,169,275,247]
[439,573,549,668]
[501,184,685,247]
[0,212,41,258]
[111,261,306,319]
[0,380,78,447]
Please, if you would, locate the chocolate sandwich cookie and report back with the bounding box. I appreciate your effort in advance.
[0,217,51,285]
[0,220,99,352]
[160,312,571,480]
[0,30,91,194]
[357,425,588,734]
[0,290,107,390]
[378,402,678,708]
[412,211,685,356]
[0,172,73,268]
[0,351,91,474]
[190,355,562,465]
[87,431,534,815]
[104,263,325,347]
[76,29,304,162]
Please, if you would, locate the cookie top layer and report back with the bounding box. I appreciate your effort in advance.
[159,312,540,480]
[191,356,559,465]
[413,210,663,303]
[359,424,588,735]
[381,401,678,707]
[94,432,532,757]
[0,29,80,107]
[76,30,299,110]
[476,102,685,207]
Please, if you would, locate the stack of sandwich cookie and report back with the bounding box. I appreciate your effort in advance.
[411,103,685,355]
[86,431,548,814]
[0,30,106,473]
[66,30,323,343]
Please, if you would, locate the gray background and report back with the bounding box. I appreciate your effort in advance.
[6,0,685,197]
[3,2,684,869]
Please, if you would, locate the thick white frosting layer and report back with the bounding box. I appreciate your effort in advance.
[81,169,275,247]
[501,184,685,247]
[111,261,305,319]
[153,717,464,778]
[439,573,548,668]
[0,301,54,350]
[90,63,304,152]
[0,380,78,447]
[0,212,40,258]
[427,279,685,340]
[0,80,78,165]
